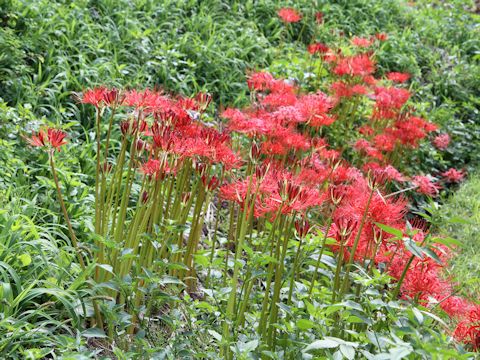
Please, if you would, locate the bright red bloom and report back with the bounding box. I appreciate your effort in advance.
[374,86,411,110]
[80,87,107,107]
[277,8,302,23]
[331,81,368,99]
[442,168,465,183]
[307,43,329,55]
[367,164,405,183]
[351,36,374,48]
[412,175,441,196]
[297,92,334,126]
[315,11,323,24]
[432,133,450,150]
[26,128,67,151]
[453,305,480,350]
[392,117,438,148]
[26,130,47,147]
[334,54,375,77]
[262,91,297,108]
[140,159,162,176]
[440,296,474,318]
[333,177,407,260]
[375,33,388,41]
[387,72,411,83]
[47,129,68,150]
[247,71,275,91]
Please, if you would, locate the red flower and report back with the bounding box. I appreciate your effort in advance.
[412,175,441,196]
[297,92,334,126]
[277,8,302,23]
[247,71,275,91]
[307,42,329,55]
[26,130,47,147]
[315,11,323,24]
[374,86,411,110]
[334,54,375,77]
[351,36,374,48]
[453,305,480,350]
[432,133,450,150]
[80,87,107,107]
[387,72,411,83]
[25,128,67,151]
[442,168,465,183]
[47,128,68,150]
[375,33,388,41]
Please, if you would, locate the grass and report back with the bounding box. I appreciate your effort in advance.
[436,174,480,297]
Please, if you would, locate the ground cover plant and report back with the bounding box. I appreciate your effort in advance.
[1,0,479,359]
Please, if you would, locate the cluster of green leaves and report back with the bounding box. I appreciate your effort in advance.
[0,193,94,358]
[430,173,480,298]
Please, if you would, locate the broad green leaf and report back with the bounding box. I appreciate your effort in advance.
[304,339,339,352]
[296,319,315,331]
[375,223,403,238]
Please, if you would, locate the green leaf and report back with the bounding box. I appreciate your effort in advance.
[159,275,184,286]
[340,345,355,360]
[237,339,258,353]
[404,238,424,259]
[17,254,31,267]
[207,329,222,342]
[375,223,403,238]
[431,236,462,247]
[304,339,339,352]
[194,254,210,267]
[296,319,315,331]
[82,328,107,338]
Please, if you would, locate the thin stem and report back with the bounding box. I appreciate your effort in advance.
[49,152,85,269]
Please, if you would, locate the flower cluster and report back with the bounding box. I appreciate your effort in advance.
[25,128,68,151]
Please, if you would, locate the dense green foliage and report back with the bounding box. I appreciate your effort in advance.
[0,0,479,358]
[434,173,480,297]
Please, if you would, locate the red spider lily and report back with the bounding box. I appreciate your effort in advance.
[412,175,441,196]
[307,42,329,55]
[366,164,405,183]
[315,11,323,24]
[442,168,465,183]
[103,88,121,106]
[297,92,335,126]
[140,159,161,176]
[295,218,311,238]
[277,8,302,23]
[247,71,275,91]
[79,87,107,107]
[372,133,397,152]
[334,53,375,77]
[331,81,368,99]
[391,117,438,148]
[262,91,297,108]
[387,72,411,83]
[440,296,474,318]
[453,305,480,350]
[123,89,171,110]
[47,129,68,149]
[375,32,388,41]
[351,36,374,48]
[332,178,407,260]
[374,86,411,110]
[26,130,47,147]
[25,128,67,151]
[432,133,450,150]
